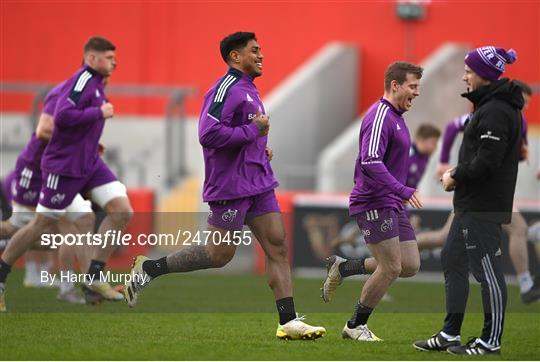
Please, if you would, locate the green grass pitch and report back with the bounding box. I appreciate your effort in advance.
[1,269,538,360]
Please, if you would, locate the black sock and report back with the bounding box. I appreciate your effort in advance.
[143,257,169,278]
[339,258,366,277]
[347,302,373,328]
[276,297,296,325]
[0,259,12,283]
[87,260,106,282]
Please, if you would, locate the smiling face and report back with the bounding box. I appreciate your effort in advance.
[462,64,489,92]
[392,73,420,112]
[229,39,263,77]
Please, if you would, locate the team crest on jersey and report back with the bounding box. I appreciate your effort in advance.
[222,209,238,223]
[23,190,38,202]
[51,193,66,205]
[380,218,393,232]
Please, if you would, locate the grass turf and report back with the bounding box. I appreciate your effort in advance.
[1,270,539,360]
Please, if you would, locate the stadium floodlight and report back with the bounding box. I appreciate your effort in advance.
[396,0,427,21]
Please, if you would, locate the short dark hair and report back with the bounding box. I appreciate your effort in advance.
[416,124,441,139]
[84,36,116,54]
[384,62,423,91]
[513,80,532,96]
[220,32,257,63]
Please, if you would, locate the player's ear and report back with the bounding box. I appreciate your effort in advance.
[391,80,399,92]
[229,50,241,64]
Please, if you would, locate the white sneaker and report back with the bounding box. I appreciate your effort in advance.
[321,255,345,302]
[124,255,152,307]
[342,323,383,341]
[276,315,326,340]
[57,288,85,304]
[86,281,124,301]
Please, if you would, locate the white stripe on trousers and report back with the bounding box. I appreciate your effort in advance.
[481,255,503,346]
[484,255,503,346]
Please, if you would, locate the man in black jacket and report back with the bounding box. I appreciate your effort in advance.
[413,46,523,355]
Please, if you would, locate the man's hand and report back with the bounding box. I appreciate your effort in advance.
[265,147,273,161]
[101,102,114,119]
[441,168,456,192]
[98,143,106,156]
[407,191,423,209]
[253,109,269,136]
[521,143,529,163]
[435,162,451,179]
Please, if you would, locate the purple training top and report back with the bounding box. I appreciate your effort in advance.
[15,82,65,172]
[198,68,278,202]
[440,112,528,163]
[406,143,430,189]
[349,98,416,216]
[42,65,107,177]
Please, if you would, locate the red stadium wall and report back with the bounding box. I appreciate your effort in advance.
[1,1,538,124]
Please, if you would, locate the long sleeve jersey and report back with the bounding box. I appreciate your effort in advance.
[198,68,278,202]
[42,66,107,177]
[15,82,65,171]
[349,98,415,216]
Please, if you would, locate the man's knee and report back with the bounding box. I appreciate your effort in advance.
[401,259,420,277]
[105,197,133,227]
[33,213,60,233]
[75,212,96,232]
[380,261,402,280]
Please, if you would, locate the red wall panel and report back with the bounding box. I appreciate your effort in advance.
[1,1,538,124]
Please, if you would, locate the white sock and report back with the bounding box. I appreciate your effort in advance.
[24,261,38,282]
[518,272,534,293]
[59,271,75,294]
[440,331,460,341]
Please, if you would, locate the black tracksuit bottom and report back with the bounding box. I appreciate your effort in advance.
[441,212,507,347]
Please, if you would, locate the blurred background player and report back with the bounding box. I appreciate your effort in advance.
[0,82,98,304]
[0,170,57,289]
[415,80,540,304]
[0,36,133,311]
[124,31,326,340]
[322,62,424,341]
